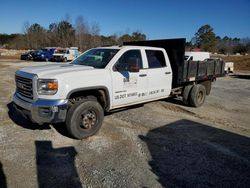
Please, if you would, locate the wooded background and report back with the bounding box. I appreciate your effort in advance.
[0,17,249,54]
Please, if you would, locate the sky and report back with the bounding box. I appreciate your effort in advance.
[0,0,249,41]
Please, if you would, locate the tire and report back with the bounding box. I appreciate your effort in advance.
[189,84,206,107]
[183,85,193,106]
[201,80,212,95]
[66,98,104,139]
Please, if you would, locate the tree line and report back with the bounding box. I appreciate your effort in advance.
[0,16,146,51]
[0,20,250,54]
[189,24,250,54]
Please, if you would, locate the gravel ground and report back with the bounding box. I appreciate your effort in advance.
[0,61,250,188]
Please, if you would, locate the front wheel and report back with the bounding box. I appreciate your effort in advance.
[66,99,104,139]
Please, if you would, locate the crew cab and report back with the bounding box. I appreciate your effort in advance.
[12,39,225,139]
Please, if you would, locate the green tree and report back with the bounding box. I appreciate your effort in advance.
[57,21,75,47]
[24,23,47,49]
[118,34,132,43]
[194,24,216,52]
[0,33,19,48]
[47,23,59,46]
[131,32,146,41]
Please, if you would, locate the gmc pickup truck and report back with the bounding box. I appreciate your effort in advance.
[13,39,225,139]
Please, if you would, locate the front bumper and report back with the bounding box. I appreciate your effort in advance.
[13,92,68,124]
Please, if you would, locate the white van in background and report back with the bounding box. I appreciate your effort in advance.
[52,47,80,62]
[185,52,210,61]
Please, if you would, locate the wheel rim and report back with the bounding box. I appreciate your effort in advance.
[79,110,97,129]
[197,90,204,103]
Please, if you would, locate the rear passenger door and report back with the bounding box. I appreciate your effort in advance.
[145,49,172,99]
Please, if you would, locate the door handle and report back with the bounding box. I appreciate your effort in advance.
[139,74,147,77]
[165,72,171,74]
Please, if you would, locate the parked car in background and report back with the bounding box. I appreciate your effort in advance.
[52,47,80,62]
[20,50,38,60]
[33,48,56,61]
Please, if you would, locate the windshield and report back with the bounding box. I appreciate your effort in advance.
[71,48,119,68]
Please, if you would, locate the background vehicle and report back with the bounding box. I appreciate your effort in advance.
[52,47,80,62]
[13,38,224,139]
[20,50,37,60]
[185,51,210,61]
[33,47,56,61]
[225,62,234,74]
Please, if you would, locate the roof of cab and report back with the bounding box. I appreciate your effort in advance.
[96,45,165,50]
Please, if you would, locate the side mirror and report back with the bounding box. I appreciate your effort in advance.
[128,57,140,72]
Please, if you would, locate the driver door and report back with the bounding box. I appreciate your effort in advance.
[111,49,148,108]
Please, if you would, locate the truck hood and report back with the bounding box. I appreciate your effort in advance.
[18,64,94,77]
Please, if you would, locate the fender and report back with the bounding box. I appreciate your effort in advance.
[66,86,111,111]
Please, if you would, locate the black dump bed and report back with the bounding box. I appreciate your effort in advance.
[124,38,225,88]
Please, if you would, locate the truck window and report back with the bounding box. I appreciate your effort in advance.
[114,50,142,71]
[146,50,166,68]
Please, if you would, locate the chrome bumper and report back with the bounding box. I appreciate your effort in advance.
[13,93,68,124]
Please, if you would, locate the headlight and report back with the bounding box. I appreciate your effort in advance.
[37,79,58,95]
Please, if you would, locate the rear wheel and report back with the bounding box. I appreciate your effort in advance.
[182,85,193,106]
[189,84,206,107]
[66,98,104,139]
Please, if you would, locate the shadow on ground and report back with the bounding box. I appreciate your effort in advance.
[139,119,250,188]
[36,141,82,188]
[7,102,50,130]
[230,74,250,80]
[7,102,72,138]
[163,97,185,106]
[0,162,7,188]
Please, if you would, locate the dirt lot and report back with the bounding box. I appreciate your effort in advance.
[0,61,250,188]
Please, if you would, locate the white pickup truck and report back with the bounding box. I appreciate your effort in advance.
[13,39,225,139]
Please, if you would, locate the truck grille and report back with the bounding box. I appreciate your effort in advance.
[15,75,33,99]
